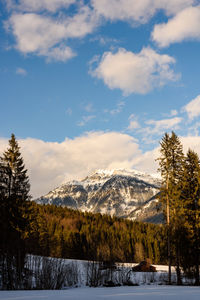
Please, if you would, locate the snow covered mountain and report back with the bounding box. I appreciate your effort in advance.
[36,169,163,223]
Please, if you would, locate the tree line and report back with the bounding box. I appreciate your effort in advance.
[25,202,167,265]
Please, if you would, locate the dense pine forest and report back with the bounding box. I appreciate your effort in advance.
[0,133,200,289]
[25,202,166,264]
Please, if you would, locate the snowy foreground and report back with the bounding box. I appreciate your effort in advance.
[0,286,200,300]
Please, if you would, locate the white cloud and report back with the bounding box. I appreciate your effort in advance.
[44,45,76,62]
[110,101,125,115]
[7,0,76,13]
[104,101,125,115]
[145,117,182,134]
[4,1,198,62]
[84,103,95,113]
[91,0,195,24]
[66,108,72,115]
[170,109,178,116]
[183,94,200,120]
[90,47,178,95]
[135,135,200,174]
[77,115,96,126]
[188,122,200,136]
[6,6,98,61]
[136,116,183,145]
[133,147,160,174]
[95,36,120,46]
[7,13,69,53]
[152,5,200,47]
[16,67,27,76]
[162,108,178,118]
[128,114,140,131]
[181,136,200,155]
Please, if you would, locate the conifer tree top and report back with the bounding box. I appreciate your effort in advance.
[1,133,30,200]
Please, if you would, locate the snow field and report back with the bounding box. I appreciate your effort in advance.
[25,256,180,288]
[0,286,200,300]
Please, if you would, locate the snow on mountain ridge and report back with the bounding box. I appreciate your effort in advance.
[49,168,160,192]
[89,168,151,178]
[36,168,162,223]
[82,168,161,187]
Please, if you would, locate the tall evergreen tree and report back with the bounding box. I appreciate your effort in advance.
[168,132,185,285]
[2,134,30,199]
[157,132,172,284]
[181,150,200,285]
[157,131,184,284]
[0,134,30,289]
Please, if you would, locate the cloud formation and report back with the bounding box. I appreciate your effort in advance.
[135,116,183,145]
[16,67,27,76]
[91,47,178,95]
[4,0,199,63]
[109,101,125,115]
[91,0,195,24]
[152,5,200,47]
[6,6,98,61]
[183,94,200,120]
[134,135,200,174]
[170,109,178,116]
[77,115,96,126]
[7,0,76,13]
[84,103,95,113]
[145,117,182,134]
[181,136,200,154]
[5,0,198,63]
[128,114,140,131]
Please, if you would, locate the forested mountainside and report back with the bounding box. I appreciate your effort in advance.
[36,169,163,223]
[26,202,167,264]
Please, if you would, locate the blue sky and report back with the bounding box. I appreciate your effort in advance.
[1,0,200,197]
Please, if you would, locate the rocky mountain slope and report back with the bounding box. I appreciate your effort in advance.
[36,169,163,223]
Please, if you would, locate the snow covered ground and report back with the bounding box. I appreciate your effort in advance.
[0,286,200,300]
[23,256,182,289]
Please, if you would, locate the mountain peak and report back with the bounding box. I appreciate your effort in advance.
[36,168,162,223]
[86,168,160,186]
[91,168,145,177]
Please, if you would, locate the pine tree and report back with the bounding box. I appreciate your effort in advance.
[157,131,184,284]
[157,132,172,283]
[181,150,200,285]
[2,134,30,200]
[169,132,185,285]
[0,134,30,289]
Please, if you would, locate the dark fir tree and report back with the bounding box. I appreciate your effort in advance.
[0,134,30,289]
[168,132,185,285]
[181,150,200,285]
[2,134,30,199]
[157,132,184,285]
[157,132,172,284]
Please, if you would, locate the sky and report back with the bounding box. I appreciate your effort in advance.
[1,0,200,198]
